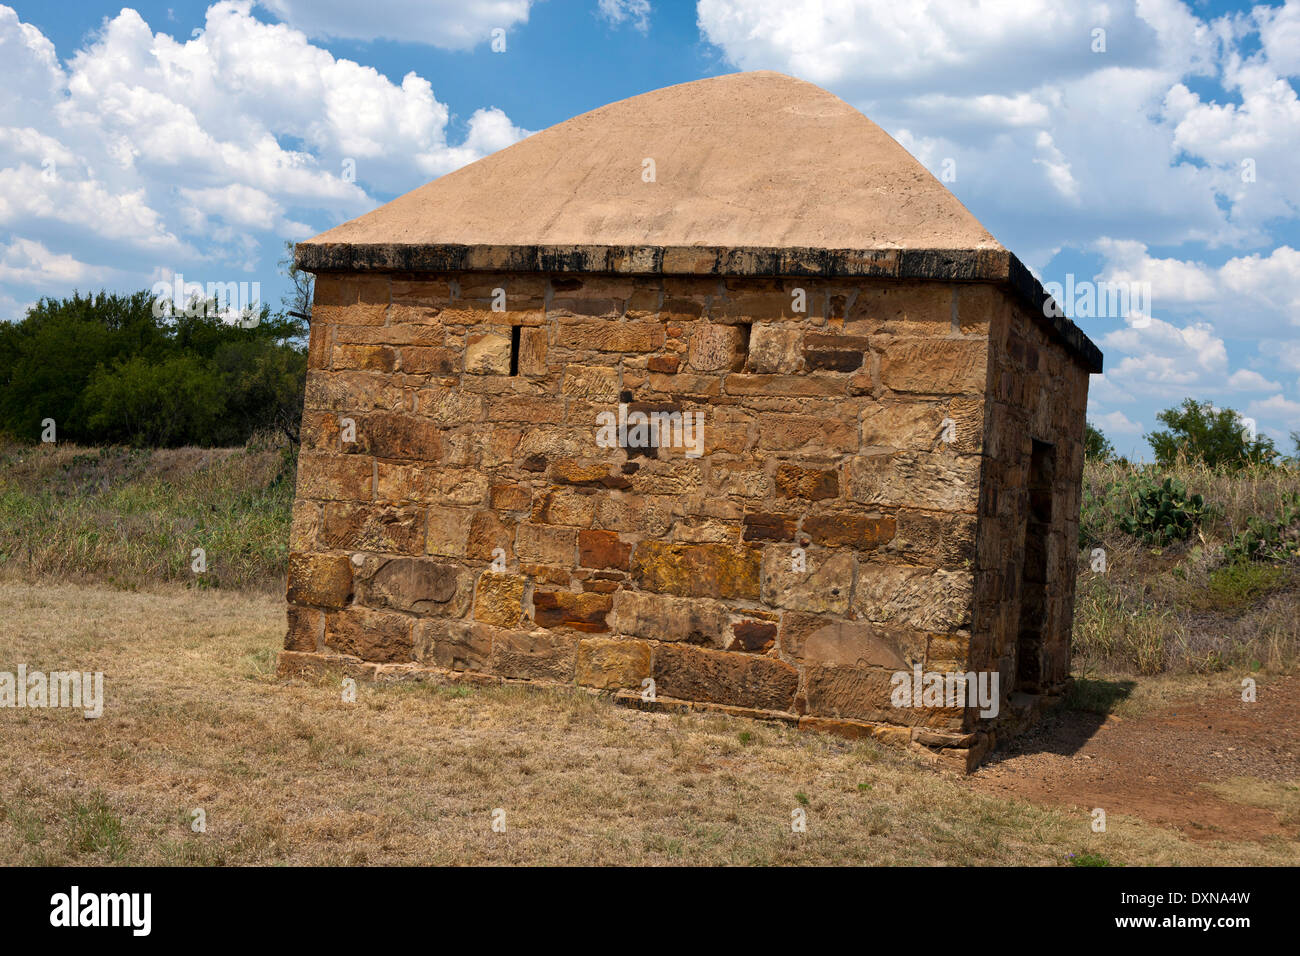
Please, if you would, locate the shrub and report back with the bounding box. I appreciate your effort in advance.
[1223,492,1300,564]
[1112,475,1207,545]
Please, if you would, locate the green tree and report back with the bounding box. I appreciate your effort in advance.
[83,354,226,447]
[1084,421,1114,461]
[0,287,307,447]
[1146,398,1278,469]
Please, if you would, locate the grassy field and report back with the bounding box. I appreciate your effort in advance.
[1074,458,1300,675]
[0,441,293,591]
[0,581,1294,866]
[0,442,1296,864]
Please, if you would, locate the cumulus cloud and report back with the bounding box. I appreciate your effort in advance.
[696,0,1298,256]
[599,0,652,33]
[1095,240,1300,333]
[0,1,528,314]
[0,238,105,286]
[257,0,534,48]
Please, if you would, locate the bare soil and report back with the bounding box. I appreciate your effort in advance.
[971,675,1300,843]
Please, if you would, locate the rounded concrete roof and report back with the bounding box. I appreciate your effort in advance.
[304,71,1003,252]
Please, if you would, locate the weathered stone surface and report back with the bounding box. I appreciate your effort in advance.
[802,513,896,550]
[747,324,802,373]
[286,551,353,609]
[556,322,665,353]
[297,454,374,501]
[688,323,746,371]
[515,523,577,565]
[653,644,798,711]
[774,464,839,500]
[473,571,526,627]
[465,332,512,374]
[335,343,396,372]
[285,604,322,651]
[761,548,854,614]
[729,617,777,653]
[847,451,979,513]
[512,326,546,377]
[426,506,473,557]
[803,663,896,721]
[562,364,620,402]
[632,541,760,600]
[533,590,612,632]
[357,557,469,616]
[611,589,729,645]
[757,414,857,453]
[742,511,797,542]
[322,502,425,554]
[860,402,947,450]
[356,412,441,460]
[578,529,632,569]
[780,615,927,669]
[490,629,576,681]
[466,510,515,562]
[576,638,652,689]
[853,564,973,629]
[887,511,977,566]
[879,338,987,394]
[417,619,491,671]
[324,606,413,663]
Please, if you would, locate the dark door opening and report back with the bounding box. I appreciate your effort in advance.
[1015,439,1055,694]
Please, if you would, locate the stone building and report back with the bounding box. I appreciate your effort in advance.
[281,71,1102,770]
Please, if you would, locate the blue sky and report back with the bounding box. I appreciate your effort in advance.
[1,0,1297,457]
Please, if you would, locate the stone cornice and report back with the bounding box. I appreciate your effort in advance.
[296,242,1103,373]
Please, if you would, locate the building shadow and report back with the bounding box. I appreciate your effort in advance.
[981,676,1137,765]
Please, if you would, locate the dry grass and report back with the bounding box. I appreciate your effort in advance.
[0,581,1295,866]
[0,441,293,592]
[1073,458,1300,675]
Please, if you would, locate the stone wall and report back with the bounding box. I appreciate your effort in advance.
[972,287,1090,743]
[279,269,1085,767]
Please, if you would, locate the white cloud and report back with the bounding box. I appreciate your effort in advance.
[599,0,652,33]
[1246,392,1300,423]
[257,0,534,48]
[1101,314,1228,396]
[0,238,105,285]
[696,0,1300,257]
[1226,368,1281,391]
[1093,409,1143,435]
[0,1,528,309]
[1095,240,1300,333]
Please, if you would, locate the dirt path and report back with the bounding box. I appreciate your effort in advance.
[969,675,1300,842]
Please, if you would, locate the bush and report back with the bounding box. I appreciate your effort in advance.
[0,291,306,447]
[1111,475,1208,545]
[1223,492,1300,564]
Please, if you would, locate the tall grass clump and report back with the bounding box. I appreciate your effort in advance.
[0,434,295,591]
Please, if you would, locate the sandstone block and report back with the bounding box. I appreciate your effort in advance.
[611,589,730,645]
[473,571,526,627]
[286,551,353,609]
[761,548,853,614]
[653,644,798,711]
[324,606,413,663]
[532,590,612,632]
[632,541,760,600]
[576,638,652,689]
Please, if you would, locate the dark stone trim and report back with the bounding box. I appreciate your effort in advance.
[296,242,1102,372]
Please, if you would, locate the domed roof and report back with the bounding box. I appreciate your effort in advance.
[303,71,1002,252]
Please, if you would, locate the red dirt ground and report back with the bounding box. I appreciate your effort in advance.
[969,675,1300,842]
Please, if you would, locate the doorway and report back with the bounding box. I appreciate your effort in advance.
[1015,439,1054,694]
